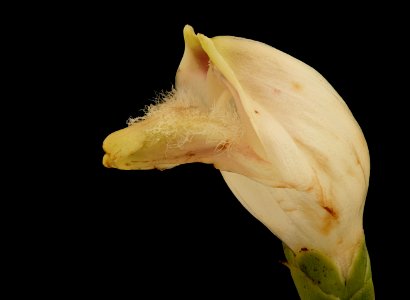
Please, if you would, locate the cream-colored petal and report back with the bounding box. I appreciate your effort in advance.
[210,34,369,182]
[222,171,364,277]
[175,25,209,103]
[195,32,369,222]
[197,34,316,191]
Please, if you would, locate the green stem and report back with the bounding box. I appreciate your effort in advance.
[283,239,374,300]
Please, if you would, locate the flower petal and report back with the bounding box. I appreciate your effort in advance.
[222,171,364,276]
[197,33,315,190]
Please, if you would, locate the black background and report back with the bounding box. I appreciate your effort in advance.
[23,4,406,299]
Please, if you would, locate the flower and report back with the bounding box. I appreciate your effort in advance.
[102,25,370,278]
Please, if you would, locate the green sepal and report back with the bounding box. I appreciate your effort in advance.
[345,242,374,299]
[283,239,374,299]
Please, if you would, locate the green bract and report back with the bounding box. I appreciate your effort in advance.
[284,239,374,299]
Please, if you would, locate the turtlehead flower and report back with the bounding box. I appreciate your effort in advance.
[103,25,374,299]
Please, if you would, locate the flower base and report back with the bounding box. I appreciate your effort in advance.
[283,240,374,299]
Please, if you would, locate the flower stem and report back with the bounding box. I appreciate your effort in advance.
[283,239,374,299]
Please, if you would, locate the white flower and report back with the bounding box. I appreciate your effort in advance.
[103,25,370,277]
